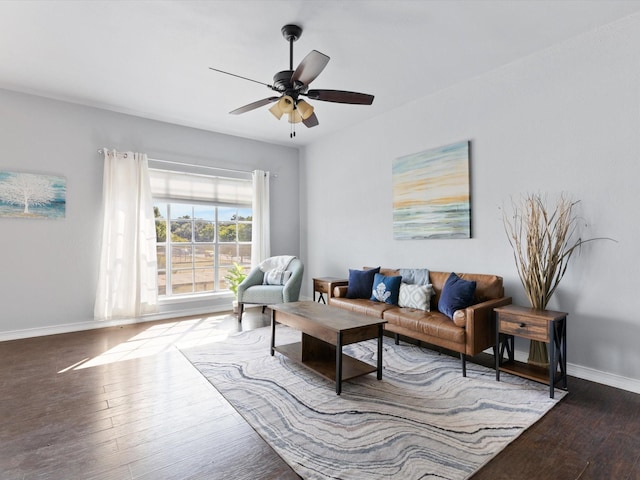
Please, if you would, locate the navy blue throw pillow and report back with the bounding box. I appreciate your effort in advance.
[346,267,381,299]
[370,273,402,305]
[438,272,477,319]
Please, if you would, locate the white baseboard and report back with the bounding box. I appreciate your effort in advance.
[0,304,234,342]
[567,363,640,395]
[511,348,640,394]
[0,317,136,341]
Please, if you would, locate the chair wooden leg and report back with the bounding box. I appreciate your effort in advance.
[461,353,467,377]
[394,333,400,345]
[262,305,267,314]
[238,303,244,322]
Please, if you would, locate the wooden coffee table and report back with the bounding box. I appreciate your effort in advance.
[270,301,387,395]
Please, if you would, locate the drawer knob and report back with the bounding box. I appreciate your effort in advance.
[519,322,526,328]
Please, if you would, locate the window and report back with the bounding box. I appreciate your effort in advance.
[154,204,252,296]
[149,166,253,298]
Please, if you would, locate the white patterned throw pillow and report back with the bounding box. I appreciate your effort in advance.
[398,283,433,311]
[263,269,292,285]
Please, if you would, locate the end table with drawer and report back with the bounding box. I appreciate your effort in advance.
[494,304,567,398]
[312,277,348,304]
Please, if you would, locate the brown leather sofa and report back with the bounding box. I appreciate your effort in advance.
[329,268,512,376]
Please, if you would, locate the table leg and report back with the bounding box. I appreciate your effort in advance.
[561,318,568,389]
[496,319,501,381]
[270,310,276,356]
[549,321,555,399]
[377,324,383,380]
[336,332,343,395]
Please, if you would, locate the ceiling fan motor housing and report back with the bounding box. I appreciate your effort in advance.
[273,70,294,92]
[272,70,307,99]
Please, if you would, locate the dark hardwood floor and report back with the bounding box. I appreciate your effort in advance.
[1,309,638,479]
[0,310,297,480]
[470,360,640,480]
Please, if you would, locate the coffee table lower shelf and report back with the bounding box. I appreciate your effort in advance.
[274,341,377,383]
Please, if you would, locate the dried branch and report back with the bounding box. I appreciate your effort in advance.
[503,193,610,310]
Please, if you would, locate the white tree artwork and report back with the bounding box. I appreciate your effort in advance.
[0,171,66,218]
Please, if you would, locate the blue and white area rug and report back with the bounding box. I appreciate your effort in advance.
[180,326,565,480]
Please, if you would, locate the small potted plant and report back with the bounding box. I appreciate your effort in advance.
[224,262,246,313]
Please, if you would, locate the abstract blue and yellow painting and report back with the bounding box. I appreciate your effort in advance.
[393,141,470,239]
[0,171,66,219]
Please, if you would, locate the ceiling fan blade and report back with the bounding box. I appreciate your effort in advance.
[230,97,280,115]
[291,50,330,87]
[306,89,374,105]
[209,67,272,89]
[303,112,319,128]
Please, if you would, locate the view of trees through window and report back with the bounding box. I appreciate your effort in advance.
[154,203,252,296]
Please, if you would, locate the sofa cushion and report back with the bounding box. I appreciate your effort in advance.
[398,283,433,311]
[239,285,284,304]
[346,267,380,299]
[370,273,402,305]
[329,297,397,319]
[383,308,465,344]
[438,272,477,319]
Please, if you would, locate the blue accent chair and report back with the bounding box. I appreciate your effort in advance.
[236,258,304,321]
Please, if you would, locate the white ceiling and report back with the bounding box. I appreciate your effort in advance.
[2,1,640,147]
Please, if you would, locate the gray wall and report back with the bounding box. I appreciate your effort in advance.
[300,15,640,393]
[0,88,299,339]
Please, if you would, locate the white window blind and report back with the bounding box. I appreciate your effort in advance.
[149,169,252,207]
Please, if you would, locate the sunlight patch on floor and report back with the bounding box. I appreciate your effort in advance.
[58,314,235,372]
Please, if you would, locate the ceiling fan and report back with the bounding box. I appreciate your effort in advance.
[209,24,374,137]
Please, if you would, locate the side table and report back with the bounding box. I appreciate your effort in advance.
[312,277,348,304]
[494,304,567,398]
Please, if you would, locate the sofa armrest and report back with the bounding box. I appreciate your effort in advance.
[332,285,349,298]
[460,296,512,355]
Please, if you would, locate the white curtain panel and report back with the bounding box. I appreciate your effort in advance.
[251,170,270,266]
[94,150,158,320]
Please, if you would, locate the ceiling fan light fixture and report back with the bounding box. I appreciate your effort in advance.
[288,110,303,124]
[277,95,295,114]
[296,99,314,120]
[269,103,284,119]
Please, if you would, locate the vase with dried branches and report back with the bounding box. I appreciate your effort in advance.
[502,193,599,367]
